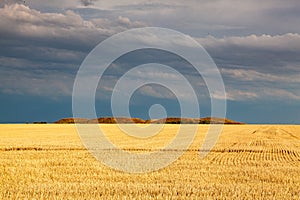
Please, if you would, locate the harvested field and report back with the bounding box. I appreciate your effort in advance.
[0,124,299,199]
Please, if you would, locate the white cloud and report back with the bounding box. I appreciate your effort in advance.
[199,33,300,51]
[221,68,300,84]
[138,85,175,99]
[225,86,300,101]
[263,89,300,101]
[86,0,300,37]
[0,4,146,46]
[0,4,109,50]
[3,0,300,36]
[225,90,258,101]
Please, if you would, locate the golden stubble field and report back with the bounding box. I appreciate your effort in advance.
[0,124,299,199]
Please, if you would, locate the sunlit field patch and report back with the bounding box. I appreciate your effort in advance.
[0,124,299,199]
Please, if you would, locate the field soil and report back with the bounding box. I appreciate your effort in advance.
[0,124,299,199]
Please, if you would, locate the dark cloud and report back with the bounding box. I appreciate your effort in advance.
[113,2,184,11]
[200,34,300,75]
[79,0,98,7]
[1,1,300,123]
[197,34,300,101]
[0,4,145,97]
[0,0,25,7]
[1,4,299,101]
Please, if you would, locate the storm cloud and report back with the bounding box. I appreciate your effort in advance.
[0,1,299,123]
[80,0,98,7]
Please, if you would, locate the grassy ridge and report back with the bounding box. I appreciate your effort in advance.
[54,117,244,124]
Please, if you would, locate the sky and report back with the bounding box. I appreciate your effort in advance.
[0,0,300,123]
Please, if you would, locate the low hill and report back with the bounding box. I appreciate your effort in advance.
[54,118,89,124]
[149,117,244,124]
[54,117,244,124]
[89,117,146,124]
